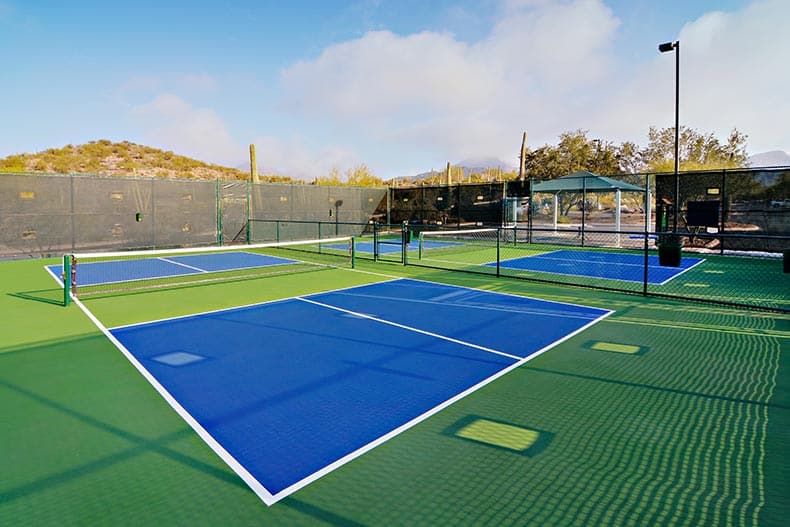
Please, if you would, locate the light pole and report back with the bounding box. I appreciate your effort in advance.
[659,40,680,232]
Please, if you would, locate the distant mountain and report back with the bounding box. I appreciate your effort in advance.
[747,150,790,168]
[457,157,515,170]
[393,158,516,184]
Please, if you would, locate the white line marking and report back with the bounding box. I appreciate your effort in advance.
[108,277,402,330]
[318,290,600,321]
[71,295,278,506]
[44,263,65,287]
[268,305,614,504]
[487,250,706,285]
[83,274,614,507]
[158,257,209,273]
[298,296,523,361]
[654,257,706,285]
[394,276,615,313]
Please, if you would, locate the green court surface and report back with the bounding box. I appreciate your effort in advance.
[1,256,788,526]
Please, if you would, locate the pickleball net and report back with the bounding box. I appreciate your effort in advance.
[60,236,355,299]
[417,228,500,260]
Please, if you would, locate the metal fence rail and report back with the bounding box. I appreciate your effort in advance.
[399,223,788,313]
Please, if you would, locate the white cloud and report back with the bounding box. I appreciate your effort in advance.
[597,0,790,153]
[276,0,788,178]
[130,94,242,164]
[279,0,621,171]
[281,30,493,120]
[251,135,360,180]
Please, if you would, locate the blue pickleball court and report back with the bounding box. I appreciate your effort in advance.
[491,249,704,285]
[106,278,611,504]
[47,251,298,287]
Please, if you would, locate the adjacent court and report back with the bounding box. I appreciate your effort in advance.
[491,249,704,284]
[47,251,298,287]
[329,238,459,255]
[103,278,610,504]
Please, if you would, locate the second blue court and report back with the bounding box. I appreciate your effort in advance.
[490,249,704,284]
[47,251,297,287]
[107,278,611,504]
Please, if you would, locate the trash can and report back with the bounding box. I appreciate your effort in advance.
[658,235,682,267]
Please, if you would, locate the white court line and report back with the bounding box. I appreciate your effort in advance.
[77,272,614,507]
[654,257,707,285]
[268,299,613,504]
[322,276,611,320]
[158,257,209,273]
[108,277,403,330]
[297,296,523,361]
[70,294,279,506]
[488,250,706,285]
[44,263,65,287]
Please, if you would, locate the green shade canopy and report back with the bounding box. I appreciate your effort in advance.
[532,171,645,193]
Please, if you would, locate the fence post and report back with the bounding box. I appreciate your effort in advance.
[496,227,501,277]
[246,179,252,244]
[401,222,408,265]
[720,169,727,255]
[216,179,223,246]
[63,255,71,307]
[373,222,379,261]
[70,174,76,252]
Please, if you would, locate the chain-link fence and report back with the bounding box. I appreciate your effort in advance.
[1,173,220,257]
[3,169,788,311]
[249,183,386,242]
[387,182,506,227]
[377,168,789,312]
[397,223,788,313]
[0,173,387,258]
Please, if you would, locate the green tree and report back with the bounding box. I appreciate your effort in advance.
[523,130,623,180]
[615,141,642,174]
[642,126,748,172]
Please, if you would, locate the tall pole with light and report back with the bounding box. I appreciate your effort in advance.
[658,40,680,232]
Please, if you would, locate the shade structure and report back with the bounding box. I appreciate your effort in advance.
[531,171,649,246]
[532,171,645,193]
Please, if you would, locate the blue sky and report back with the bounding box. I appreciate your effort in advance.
[1,0,786,179]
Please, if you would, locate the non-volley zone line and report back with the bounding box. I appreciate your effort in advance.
[46,251,299,287]
[490,249,704,285]
[102,278,610,505]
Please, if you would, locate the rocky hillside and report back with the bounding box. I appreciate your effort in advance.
[0,140,292,181]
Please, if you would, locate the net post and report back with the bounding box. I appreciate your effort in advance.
[373,222,379,261]
[216,179,223,246]
[62,254,71,307]
[350,237,356,269]
[418,232,424,259]
[401,222,408,266]
[496,228,501,277]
